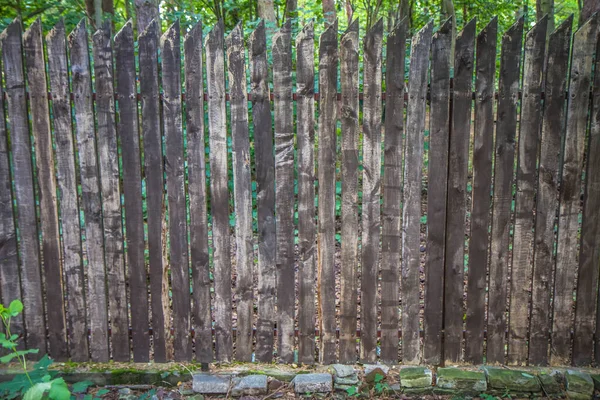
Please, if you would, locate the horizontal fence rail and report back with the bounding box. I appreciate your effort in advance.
[0,14,600,367]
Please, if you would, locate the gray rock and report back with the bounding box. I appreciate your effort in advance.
[399,367,432,388]
[268,378,284,391]
[334,375,359,385]
[231,375,268,397]
[435,367,486,394]
[293,373,333,394]
[364,364,390,383]
[565,370,594,397]
[118,388,132,395]
[192,373,231,394]
[330,364,355,378]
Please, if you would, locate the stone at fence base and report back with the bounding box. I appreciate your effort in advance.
[330,364,355,378]
[565,370,594,400]
[434,367,486,395]
[231,375,268,397]
[334,375,359,386]
[293,373,333,394]
[484,367,542,394]
[537,370,564,397]
[364,364,390,383]
[399,366,433,388]
[192,373,231,394]
[590,373,600,390]
[268,378,284,391]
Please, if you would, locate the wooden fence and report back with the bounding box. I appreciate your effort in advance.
[0,13,599,367]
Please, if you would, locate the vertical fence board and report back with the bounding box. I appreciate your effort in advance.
[317,20,338,364]
[186,21,213,363]
[273,20,295,363]
[444,18,476,364]
[135,0,159,35]
[529,17,572,366]
[206,21,234,362]
[161,22,193,361]
[360,19,383,363]
[402,21,432,364]
[139,20,170,362]
[46,21,88,361]
[464,17,497,364]
[552,14,598,365]
[487,17,523,364]
[225,23,253,362]
[115,21,150,362]
[339,19,359,364]
[507,17,547,365]
[69,19,109,362]
[92,22,130,362]
[296,22,316,364]
[423,18,451,365]
[23,19,67,359]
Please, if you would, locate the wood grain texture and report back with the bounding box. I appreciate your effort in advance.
[139,19,170,362]
[1,19,45,355]
[185,21,213,363]
[464,17,497,364]
[317,20,338,364]
[46,21,88,361]
[206,21,234,362]
[401,20,432,364]
[529,16,572,366]
[69,19,109,362]
[339,19,359,364]
[360,19,383,363]
[135,0,159,35]
[423,17,451,365]
[92,22,129,362]
[296,22,317,364]
[552,13,598,365]
[23,19,67,360]
[115,21,149,362]
[225,23,252,361]
[273,20,295,363]
[507,16,547,366]
[443,18,476,364]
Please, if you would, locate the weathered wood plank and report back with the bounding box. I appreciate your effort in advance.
[464,17,497,364]
[296,22,316,364]
[339,19,359,364]
[551,13,598,365]
[1,19,45,355]
[249,21,276,363]
[507,16,547,366]
[529,16,572,366]
[317,20,338,364]
[487,17,523,365]
[423,17,451,365]
[115,20,149,362]
[139,19,170,362]
[46,21,88,361]
[185,21,213,363]
[401,20,433,364]
[135,0,159,35]
[360,18,383,363]
[161,21,192,361]
[69,19,109,362]
[206,21,233,362]
[92,21,129,362]
[273,20,295,364]
[225,22,252,362]
[23,19,67,360]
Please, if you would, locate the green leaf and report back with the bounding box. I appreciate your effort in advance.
[0,349,39,363]
[374,373,384,383]
[0,337,17,349]
[23,382,52,400]
[48,378,71,400]
[72,380,93,393]
[96,389,110,396]
[8,300,23,317]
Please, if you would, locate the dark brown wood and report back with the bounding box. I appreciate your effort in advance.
[225,22,253,362]
[507,16,547,366]
[339,19,359,364]
[360,18,383,363]
[423,17,451,365]
[249,21,276,363]
[206,20,234,362]
[273,20,295,364]
[161,21,192,361]
[552,13,598,365]
[487,17,523,365]
[464,17,497,365]
[401,20,432,364]
[23,18,67,360]
[138,19,170,362]
[296,21,317,364]
[529,16,572,366]
[185,21,213,363]
[92,21,130,362]
[1,19,45,355]
[317,20,338,364]
[115,21,149,362]
[46,21,88,362]
[69,19,109,362]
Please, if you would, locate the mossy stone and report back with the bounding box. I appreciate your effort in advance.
[399,367,432,388]
[537,370,564,396]
[565,370,594,396]
[590,373,600,390]
[566,390,593,400]
[484,367,541,393]
[436,367,486,393]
